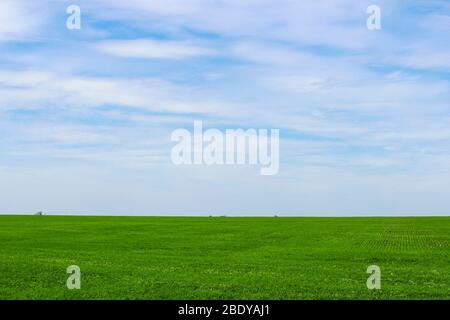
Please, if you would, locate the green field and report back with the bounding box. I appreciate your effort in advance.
[0,215,448,299]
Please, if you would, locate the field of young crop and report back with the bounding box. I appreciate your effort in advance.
[0,216,448,299]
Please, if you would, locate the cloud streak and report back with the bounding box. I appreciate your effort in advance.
[95,39,215,59]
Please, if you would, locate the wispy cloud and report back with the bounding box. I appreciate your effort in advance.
[95,39,215,59]
[0,0,49,42]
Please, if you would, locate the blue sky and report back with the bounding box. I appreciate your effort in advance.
[0,0,449,216]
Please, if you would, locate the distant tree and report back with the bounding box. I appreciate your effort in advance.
[35,211,43,216]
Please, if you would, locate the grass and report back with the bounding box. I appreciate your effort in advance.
[0,215,448,300]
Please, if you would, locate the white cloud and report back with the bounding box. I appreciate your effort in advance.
[0,0,46,41]
[0,70,221,114]
[392,49,450,71]
[95,39,215,59]
[92,0,388,50]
